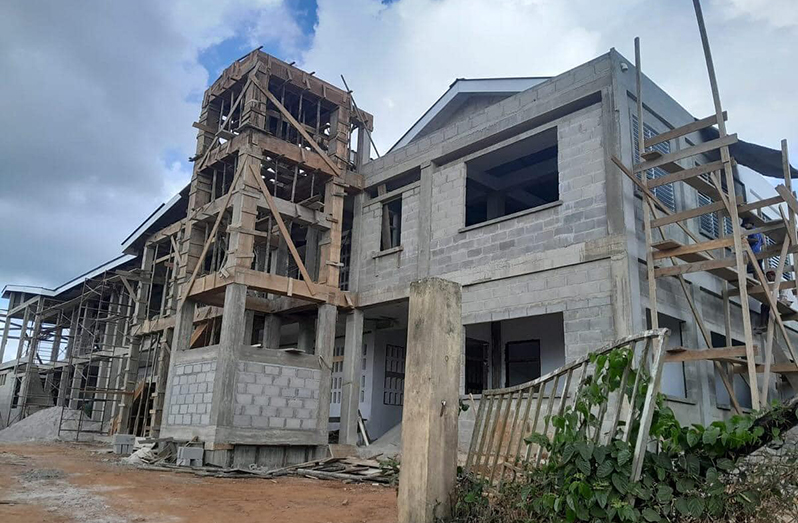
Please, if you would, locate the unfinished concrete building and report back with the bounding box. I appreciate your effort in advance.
[3,44,797,462]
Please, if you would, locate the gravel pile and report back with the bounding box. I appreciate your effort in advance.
[0,406,101,443]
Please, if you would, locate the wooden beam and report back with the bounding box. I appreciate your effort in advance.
[193,121,235,141]
[664,345,755,363]
[187,266,351,308]
[743,241,798,364]
[644,112,727,148]
[250,75,342,177]
[650,197,729,228]
[180,161,244,305]
[189,322,208,349]
[647,160,725,189]
[738,195,784,215]
[634,134,737,173]
[652,236,733,260]
[246,163,316,294]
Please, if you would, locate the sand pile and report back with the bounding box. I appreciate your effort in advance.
[0,406,101,443]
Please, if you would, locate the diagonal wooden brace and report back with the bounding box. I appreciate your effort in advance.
[249,75,342,177]
[247,163,316,295]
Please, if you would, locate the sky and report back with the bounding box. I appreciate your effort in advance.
[0,0,796,298]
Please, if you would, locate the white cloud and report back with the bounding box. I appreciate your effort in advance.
[301,0,797,159]
[1,0,795,293]
[0,1,301,289]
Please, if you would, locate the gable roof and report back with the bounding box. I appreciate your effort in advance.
[389,77,550,153]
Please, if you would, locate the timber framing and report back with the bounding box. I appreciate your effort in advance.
[618,8,798,412]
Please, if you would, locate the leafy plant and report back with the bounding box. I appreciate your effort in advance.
[450,346,798,523]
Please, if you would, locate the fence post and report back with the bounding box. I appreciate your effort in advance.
[398,278,462,523]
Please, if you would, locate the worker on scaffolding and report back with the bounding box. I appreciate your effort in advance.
[742,217,764,274]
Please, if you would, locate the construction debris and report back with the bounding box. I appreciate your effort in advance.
[127,452,397,484]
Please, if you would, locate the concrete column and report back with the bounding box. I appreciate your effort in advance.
[271,237,289,277]
[50,327,63,363]
[68,364,83,410]
[210,283,247,428]
[19,300,44,415]
[297,317,315,353]
[150,330,172,437]
[116,337,141,429]
[314,304,338,446]
[57,365,71,407]
[261,314,282,350]
[339,309,364,445]
[398,278,462,523]
[417,161,434,279]
[244,311,255,346]
[14,305,31,362]
[355,122,371,171]
[304,228,320,281]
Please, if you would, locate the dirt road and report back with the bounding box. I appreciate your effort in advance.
[0,443,397,523]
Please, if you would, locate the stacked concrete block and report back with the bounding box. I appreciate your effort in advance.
[177,445,204,467]
[232,362,321,430]
[112,433,135,455]
[166,360,215,426]
[359,184,422,293]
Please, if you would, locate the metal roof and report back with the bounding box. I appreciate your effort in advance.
[2,253,137,300]
[389,77,550,152]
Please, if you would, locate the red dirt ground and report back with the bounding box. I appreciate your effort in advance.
[0,442,397,523]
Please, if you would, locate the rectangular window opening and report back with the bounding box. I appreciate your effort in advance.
[465,128,559,227]
[381,198,402,250]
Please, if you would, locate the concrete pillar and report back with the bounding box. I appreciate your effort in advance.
[355,122,371,171]
[14,305,31,362]
[398,278,462,523]
[297,317,315,353]
[339,309,364,445]
[150,330,171,437]
[57,365,71,407]
[68,364,84,410]
[19,300,44,415]
[304,228,320,281]
[50,327,63,363]
[210,283,247,428]
[314,304,338,446]
[261,314,282,350]
[244,311,255,346]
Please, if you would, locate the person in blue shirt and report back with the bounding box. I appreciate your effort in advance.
[742,217,764,274]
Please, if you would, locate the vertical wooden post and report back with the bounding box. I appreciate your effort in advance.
[339,309,364,445]
[692,0,759,409]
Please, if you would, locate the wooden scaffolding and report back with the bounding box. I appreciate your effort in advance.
[614,0,798,412]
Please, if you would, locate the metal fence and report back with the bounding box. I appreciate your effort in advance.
[464,329,669,486]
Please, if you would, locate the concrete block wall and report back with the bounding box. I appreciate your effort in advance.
[358,184,421,293]
[167,360,215,426]
[232,362,321,431]
[461,258,615,359]
[427,104,606,280]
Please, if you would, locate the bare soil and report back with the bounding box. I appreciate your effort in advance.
[0,442,397,523]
